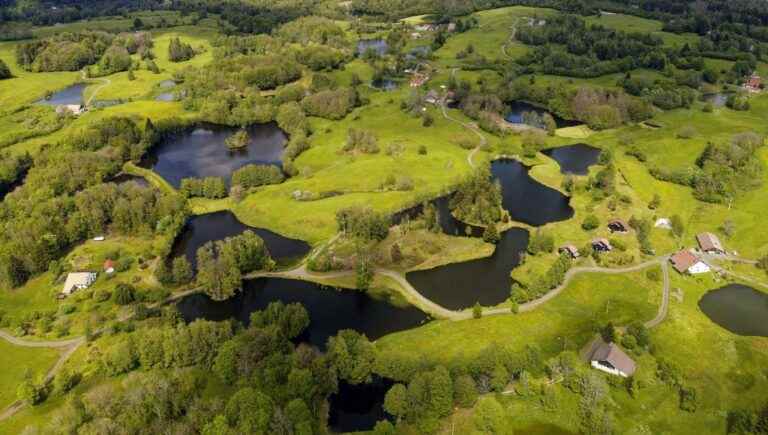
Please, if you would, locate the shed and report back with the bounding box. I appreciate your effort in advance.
[608,219,630,233]
[670,250,710,274]
[425,90,440,104]
[61,272,97,295]
[697,232,724,254]
[103,259,116,274]
[559,245,580,259]
[588,340,636,377]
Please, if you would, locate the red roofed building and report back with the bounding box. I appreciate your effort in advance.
[670,250,710,274]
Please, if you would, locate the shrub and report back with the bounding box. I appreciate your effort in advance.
[581,215,599,230]
[112,283,136,305]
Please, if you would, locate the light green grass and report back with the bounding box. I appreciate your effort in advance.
[0,341,61,409]
[585,13,700,47]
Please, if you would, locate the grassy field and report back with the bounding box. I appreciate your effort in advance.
[0,341,61,410]
[585,12,699,47]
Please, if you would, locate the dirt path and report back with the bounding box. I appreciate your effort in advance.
[440,68,485,169]
[80,69,111,107]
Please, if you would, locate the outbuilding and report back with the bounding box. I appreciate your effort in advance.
[670,250,710,274]
[608,219,630,233]
[559,245,580,259]
[697,232,725,254]
[592,238,612,252]
[61,272,97,296]
[587,340,636,378]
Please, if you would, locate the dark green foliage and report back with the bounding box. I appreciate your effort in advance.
[302,87,358,120]
[171,256,194,285]
[450,164,502,225]
[693,133,764,203]
[384,383,408,420]
[679,386,698,412]
[345,128,379,154]
[327,330,375,384]
[68,116,145,158]
[473,302,482,319]
[627,322,651,348]
[582,214,599,230]
[483,224,500,244]
[356,255,373,290]
[179,177,227,199]
[231,164,284,189]
[336,206,390,241]
[726,93,751,111]
[16,31,114,72]
[600,322,617,343]
[527,230,554,255]
[196,231,271,301]
[168,37,195,62]
[275,102,309,136]
[17,377,43,405]
[112,283,136,305]
[454,374,478,408]
[296,45,346,71]
[98,45,132,74]
[0,59,11,79]
[249,301,309,339]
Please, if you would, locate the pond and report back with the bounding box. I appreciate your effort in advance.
[142,122,287,188]
[111,173,149,188]
[171,211,310,268]
[371,78,398,91]
[492,159,574,226]
[406,228,529,310]
[176,277,430,349]
[155,92,176,101]
[328,377,394,433]
[505,101,580,129]
[702,92,733,108]
[698,284,768,337]
[36,83,87,106]
[357,39,388,56]
[542,143,601,175]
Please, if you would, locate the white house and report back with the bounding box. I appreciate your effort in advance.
[55,104,85,116]
[670,250,710,274]
[61,272,97,296]
[588,340,636,378]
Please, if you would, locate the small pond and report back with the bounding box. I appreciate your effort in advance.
[328,377,394,433]
[698,284,768,337]
[505,101,580,129]
[406,228,529,310]
[371,78,398,91]
[702,92,733,108]
[111,173,149,187]
[142,122,287,188]
[36,83,87,106]
[155,92,176,101]
[542,143,601,175]
[171,211,310,268]
[357,39,388,56]
[176,277,430,349]
[492,159,574,226]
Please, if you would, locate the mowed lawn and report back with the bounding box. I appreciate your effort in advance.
[377,269,661,366]
[0,340,61,409]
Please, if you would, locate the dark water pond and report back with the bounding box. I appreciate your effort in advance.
[702,92,733,108]
[698,284,768,337]
[111,173,149,187]
[505,101,579,129]
[406,228,529,310]
[176,277,430,349]
[142,122,287,187]
[357,39,388,56]
[36,83,86,106]
[542,143,601,175]
[371,78,398,91]
[492,159,574,226]
[171,211,310,268]
[329,377,394,433]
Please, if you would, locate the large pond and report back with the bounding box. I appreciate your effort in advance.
[357,39,388,56]
[176,277,430,349]
[171,211,310,268]
[505,101,580,129]
[328,377,394,433]
[492,159,574,226]
[36,83,87,106]
[698,284,768,337]
[542,143,601,175]
[406,228,529,310]
[142,122,287,187]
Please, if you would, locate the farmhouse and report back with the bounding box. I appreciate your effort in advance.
[55,104,85,116]
[697,232,724,254]
[61,272,97,296]
[607,219,630,233]
[592,238,612,252]
[743,73,762,93]
[588,340,636,378]
[670,250,710,274]
[559,244,580,259]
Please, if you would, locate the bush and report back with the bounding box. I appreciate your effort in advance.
[112,283,136,305]
[581,215,599,230]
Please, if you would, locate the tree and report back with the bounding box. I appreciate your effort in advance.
[483,224,500,244]
[326,330,375,384]
[356,255,373,290]
[383,383,407,421]
[225,129,249,150]
[473,302,482,319]
[490,364,509,392]
[196,242,242,301]
[429,366,453,417]
[127,67,135,81]
[17,376,43,405]
[53,368,80,395]
[0,59,12,80]
[600,322,617,343]
[225,387,274,434]
[670,214,684,238]
[582,214,599,230]
[648,193,661,209]
[454,374,478,408]
[171,256,193,284]
[542,113,556,135]
[168,37,195,62]
[112,283,136,305]
[132,17,144,30]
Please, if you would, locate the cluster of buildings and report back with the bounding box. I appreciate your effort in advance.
[743,73,762,93]
[668,232,724,275]
[55,104,86,116]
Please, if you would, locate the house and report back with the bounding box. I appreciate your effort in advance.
[697,232,725,254]
[743,73,762,93]
[424,90,440,105]
[654,218,672,230]
[414,24,436,32]
[61,272,97,296]
[592,238,612,252]
[446,22,457,32]
[670,250,710,274]
[559,244,580,259]
[103,259,116,274]
[587,340,636,378]
[55,104,85,115]
[607,219,630,233]
[410,72,429,88]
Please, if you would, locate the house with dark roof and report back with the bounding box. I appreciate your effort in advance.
[697,232,724,254]
[608,219,630,233]
[587,340,636,377]
[670,250,710,274]
[559,245,580,259]
[592,238,612,252]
